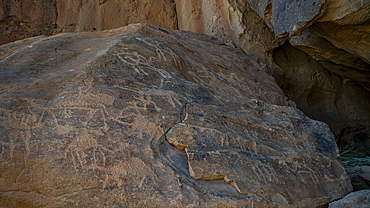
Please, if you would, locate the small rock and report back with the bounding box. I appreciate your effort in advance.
[346,166,370,191]
[329,189,370,208]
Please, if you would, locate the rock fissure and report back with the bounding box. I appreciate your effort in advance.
[165,102,192,151]
[166,120,255,197]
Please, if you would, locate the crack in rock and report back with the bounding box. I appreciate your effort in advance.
[165,102,250,196]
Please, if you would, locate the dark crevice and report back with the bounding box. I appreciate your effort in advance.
[54,0,58,26]
[173,0,179,30]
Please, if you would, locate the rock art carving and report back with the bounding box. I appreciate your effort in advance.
[0,24,351,207]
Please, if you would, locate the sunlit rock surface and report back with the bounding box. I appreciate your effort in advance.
[0,0,177,45]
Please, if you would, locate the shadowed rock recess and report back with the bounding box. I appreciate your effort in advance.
[0,24,351,207]
[175,0,370,152]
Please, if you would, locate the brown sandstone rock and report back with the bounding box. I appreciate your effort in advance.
[289,29,370,91]
[2,0,370,154]
[0,0,177,46]
[175,0,284,65]
[56,0,177,32]
[0,0,58,46]
[272,41,370,150]
[175,0,370,151]
[0,24,351,207]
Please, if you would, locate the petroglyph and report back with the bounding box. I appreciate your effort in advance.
[112,36,183,78]
[114,85,183,110]
[165,101,344,200]
[107,157,158,188]
[0,85,120,175]
[57,86,115,108]
[0,24,350,207]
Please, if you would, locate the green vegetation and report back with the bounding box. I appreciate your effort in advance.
[340,145,370,168]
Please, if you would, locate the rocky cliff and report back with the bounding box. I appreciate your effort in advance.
[0,24,351,207]
[175,0,370,153]
[0,0,177,45]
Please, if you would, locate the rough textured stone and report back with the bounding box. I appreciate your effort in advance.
[166,101,350,207]
[175,0,370,152]
[2,0,370,153]
[56,0,177,32]
[175,0,285,65]
[289,29,370,91]
[328,189,370,208]
[271,0,325,37]
[0,24,351,207]
[0,0,177,46]
[318,0,370,24]
[0,0,58,46]
[272,42,370,150]
[310,21,370,65]
[346,166,370,191]
[246,0,272,29]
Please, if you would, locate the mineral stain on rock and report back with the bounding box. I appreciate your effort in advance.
[0,24,352,207]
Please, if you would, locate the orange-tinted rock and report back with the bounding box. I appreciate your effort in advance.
[0,0,58,46]
[56,0,177,32]
[0,24,351,207]
[175,0,284,64]
[0,0,177,45]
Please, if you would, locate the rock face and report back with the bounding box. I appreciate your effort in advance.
[0,0,177,45]
[328,189,370,208]
[271,0,325,37]
[2,0,370,153]
[175,0,370,152]
[346,166,370,191]
[175,0,284,64]
[0,24,351,207]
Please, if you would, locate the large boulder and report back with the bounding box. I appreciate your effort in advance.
[0,0,177,45]
[0,24,351,207]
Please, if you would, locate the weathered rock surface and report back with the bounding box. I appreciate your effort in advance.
[175,0,370,152]
[0,0,177,46]
[346,166,370,191]
[328,189,370,208]
[272,41,370,150]
[2,0,370,154]
[271,0,325,37]
[289,29,370,92]
[286,1,370,150]
[0,24,351,207]
[175,0,285,64]
[0,0,58,46]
